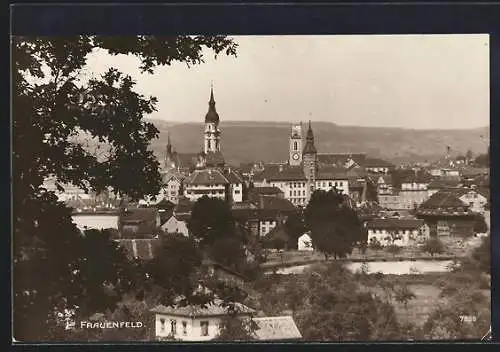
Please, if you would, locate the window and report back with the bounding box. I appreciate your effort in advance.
[329,182,332,187]
[303,182,306,187]
[334,182,338,187]
[207,140,211,149]
[289,190,292,197]
[170,320,177,335]
[160,318,165,332]
[200,321,209,336]
[294,141,298,151]
[234,190,240,194]
[303,190,306,196]
[182,321,187,335]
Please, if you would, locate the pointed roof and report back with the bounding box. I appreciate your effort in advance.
[303,120,317,155]
[205,86,220,124]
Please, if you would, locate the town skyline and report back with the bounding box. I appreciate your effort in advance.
[84,34,489,130]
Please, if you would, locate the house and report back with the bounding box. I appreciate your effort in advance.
[317,153,366,169]
[376,175,394,195]
[417,191,476,238]
[150,299,255,341]
[119,207,162,239]
[161,213,190,237]
[427,178,462,197]
[72,211,119,232]
[366,218,429,247]
[161,170,184,204]
[429,168,460,178]
[115,238,159,260]
[298,232,313,251]
[256,195,297,236]
[252,316,302,341]
[363,157,395,174]
[199,259,248,288]
[248,186,284,200]
[449,188,488,214]
[184,168,230,203]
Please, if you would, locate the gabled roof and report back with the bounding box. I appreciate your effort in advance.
[170,152,199,169]
[267,166,305,181]
[366,218,424,230]
[150,299,255,318]
[420,191,468,210]
[316,166,350,180]
[363,157,394,168]
[186,169,230,186]
[252,316,302,341]
[225,169,244,184]
[259,195,296,212]
[428,178,462,189]
[252,165,282,182]
[201,259,249,282]
[317,153,366,167]
[249,187,283,196]
[120,208,159,237]
[161,169,184,184]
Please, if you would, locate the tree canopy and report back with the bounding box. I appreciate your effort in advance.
[304,189,366,259]
[12,35,238,341]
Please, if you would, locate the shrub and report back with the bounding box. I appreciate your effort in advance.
[421,238,445,256]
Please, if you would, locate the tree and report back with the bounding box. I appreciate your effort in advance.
[385,244,402,257]
[148,234,203,304]
[304,190,365,260]
[215,315,258,341]
[13,35,238,341]
[393,284,416,309]
[284,212,307,250]
[369,238,383,255]
[187,196,236,248]
[473,214,488,234]
[472,236,490,274]
[209,236,246,271]
[421,238,445,257]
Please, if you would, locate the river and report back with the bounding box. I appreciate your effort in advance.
[272,259,455,275]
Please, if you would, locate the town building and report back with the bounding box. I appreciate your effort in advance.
[150,300,255,341]
[366,218,429,247]
[72,211,119,233]
[416,191,477,238]
[119,207,162,239]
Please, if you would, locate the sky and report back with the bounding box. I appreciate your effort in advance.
[84,34,490,130]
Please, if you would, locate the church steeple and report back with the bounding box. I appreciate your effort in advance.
[205,84,219,124]
[166,132,172,155]
[303,120,317,155]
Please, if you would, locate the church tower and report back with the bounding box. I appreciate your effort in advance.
[164,132,176,170]
[204,86,221,154]
[289,123,303,166]
[303,120,318,198]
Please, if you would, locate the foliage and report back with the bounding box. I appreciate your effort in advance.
[421,238,445,256]
[215,316,258,341]
[12,35,238,341]
[385,244,402,257]
[284,212,307,250]
[304,190,365,259]
[148,234,203,304]
[187,196,236,248]
[209,236,246,271]
[473,214,488,234]
[393,284,417,309]
[471,236,490,274]
[368,238,383,253]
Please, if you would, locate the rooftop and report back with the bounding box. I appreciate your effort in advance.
[150,299,255,318]
[366,218,424,230]
[252,316,302,341]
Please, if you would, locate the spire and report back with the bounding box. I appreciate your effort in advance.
[205,84,219,123]
[166,132,172,155]
[303,120,317,155]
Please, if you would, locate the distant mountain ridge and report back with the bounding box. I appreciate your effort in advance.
[146,119,489,166]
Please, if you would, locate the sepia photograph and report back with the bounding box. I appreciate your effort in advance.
[12,34,491,342]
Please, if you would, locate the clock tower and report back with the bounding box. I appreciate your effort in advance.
[289,122,303,166]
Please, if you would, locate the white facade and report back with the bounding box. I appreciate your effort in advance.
[401,182,428,191]
[366,166,390,174]
[155,314,222,342]
[184,183,227,202]
[231,183,243,203]
[72,214,119,232]
[161,216,190,236]
[298,233,313,251]
[260,220,277,237]
[458,191,487,214]
[163,177,182,204]
[367,226,429,247]
[315,178,349,196]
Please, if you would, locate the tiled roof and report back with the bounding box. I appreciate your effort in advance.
[400,172,433,184]
[317,153,366,167]
[150,299,255,318]
[115,239,159,260]
[253,316,302,341]
[174,197,195,215]
[363,157,394,168]
[366,218,424,230]
[186,169,229,186]
[316,166,350,180]
[428,179,462,189]
[267,166,305,181]
[171,152,199,169]
[249,187,283,196]
[161,169,184,184]
[459,167,489,177]
[239,163,254,174]
[252,165,282,182]
[155,198,176,210]
[477,187,490,201]
[225,169,244,184]
[260,196,296,212]
[120,208,159,237]
[420,191,468,209]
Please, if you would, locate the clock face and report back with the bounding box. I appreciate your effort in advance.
[292,153,300,160]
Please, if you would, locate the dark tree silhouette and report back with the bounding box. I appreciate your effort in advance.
[12,35,237,341]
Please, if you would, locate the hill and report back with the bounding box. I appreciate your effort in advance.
[147,119,489,166]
